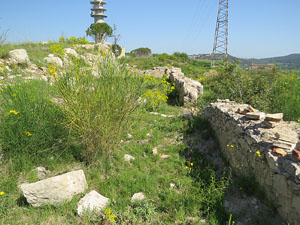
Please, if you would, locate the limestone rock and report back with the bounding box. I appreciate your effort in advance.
[131,192,146,203]
[265,113,283,122]
[8,49,30,64]
[44,54,63,67]
[64,48,79,58]
[245,112,265,120]
[160,154,169,159]
[34,167,51,180]
[127,133,133,139]
[20,170,88,207]
[273,140,295,151]
[124,154,135,162]
[77,190,110,217]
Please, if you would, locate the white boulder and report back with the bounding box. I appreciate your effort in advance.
[77,190,110,217]
[64,48,79,58]
[44,54,63,67]
[20,170,88,207]
[8,49,30,64]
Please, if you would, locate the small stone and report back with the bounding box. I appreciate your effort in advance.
[34,167,51,180]
[77,190,110,217]
[124,154,135,162]
[180,112,193,119]
[146,132,151,137]
[152,147,158,155]
[265,113,283,122]
[131,192,146,203]
[127,133,133,139]
[170,183,176,188]
[245,112,265,120]
[262,120,280,128]
[273,148,288,157]
[160,154,169,159]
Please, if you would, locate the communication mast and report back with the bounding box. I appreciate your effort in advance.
[211,0,229,67]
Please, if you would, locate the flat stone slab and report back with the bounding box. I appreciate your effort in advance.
[245,112,265,120]
[265,113,283,122]
[77,190,110,217]
[20,170,88,207]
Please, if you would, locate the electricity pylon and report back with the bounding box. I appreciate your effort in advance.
[211,0,229,67]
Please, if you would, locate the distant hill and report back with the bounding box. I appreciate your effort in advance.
[188,53,300,70]
[240,54,300,70]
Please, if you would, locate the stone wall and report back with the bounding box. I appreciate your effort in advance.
[144,67,204,105]
[202,100,300,224]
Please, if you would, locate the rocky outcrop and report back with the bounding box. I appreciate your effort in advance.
[20,170,88,207]
[168,67,203,105]
[8,49,30,64]
[202,100,300,224]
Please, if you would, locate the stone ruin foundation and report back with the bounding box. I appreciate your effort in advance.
[202,99,300,224]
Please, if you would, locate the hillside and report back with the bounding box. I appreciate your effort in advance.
[240,53,300,70]
[189,53,300,70]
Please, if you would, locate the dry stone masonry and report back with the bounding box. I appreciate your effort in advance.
[144,67,204,105]
[202,100,300,224]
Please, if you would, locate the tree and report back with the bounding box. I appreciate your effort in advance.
[86,23,112,43]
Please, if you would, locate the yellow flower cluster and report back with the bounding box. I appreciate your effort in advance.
[48,65,57,78]
[25,131,32,137]
[104,208,117,224]
[226,144,234,148]
[0,65,5,72]
[8,110,19,115]
[256,151,261,157]
[185,161,194,171]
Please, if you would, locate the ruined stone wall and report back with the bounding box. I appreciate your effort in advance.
[202,100,300,224]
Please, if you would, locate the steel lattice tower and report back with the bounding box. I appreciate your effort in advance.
[211,0,229,67]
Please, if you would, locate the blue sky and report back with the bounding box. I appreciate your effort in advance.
[0,0,299,58]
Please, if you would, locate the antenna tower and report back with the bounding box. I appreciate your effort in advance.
[211,0,229,67]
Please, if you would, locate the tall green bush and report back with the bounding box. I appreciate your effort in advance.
[55,50,144,164]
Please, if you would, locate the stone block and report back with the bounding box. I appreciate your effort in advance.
[265,113,283,122]
[20,170,88,207]
[245,112,265,120]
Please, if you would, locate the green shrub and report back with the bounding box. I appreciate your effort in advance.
[50,43,65,59]
[0,80,68,168]
[55,50,144,164]
[130,48,152,57]
[141,75,175,110]
[112,44,122,57]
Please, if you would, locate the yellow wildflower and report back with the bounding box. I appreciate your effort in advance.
[231,145,234,148]
[0,191,4,196]
[8,110,19,115]
[25,131,32,137]
[275,163,278,167]
[256,151,261,157]
[227,144,229,147]
[185,166,189,169]
[190,162,194,166]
